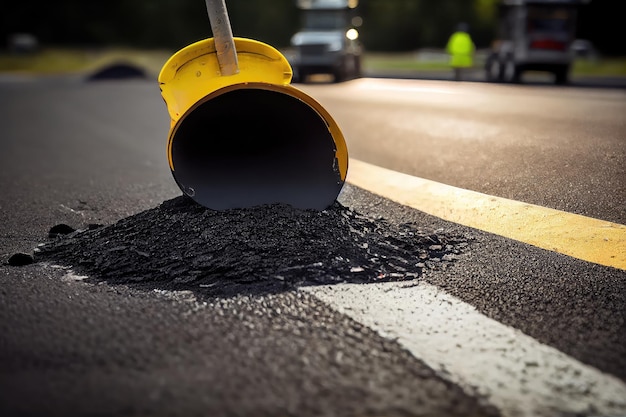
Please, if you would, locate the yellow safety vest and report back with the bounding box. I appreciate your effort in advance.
[446,32,475,68]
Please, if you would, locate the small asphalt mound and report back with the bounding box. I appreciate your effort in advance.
[33,196,469,297]
[7,252,34,266]
[85,62,147,81]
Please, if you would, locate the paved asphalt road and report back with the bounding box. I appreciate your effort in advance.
[0,75,625,416]
[299,78,626,224]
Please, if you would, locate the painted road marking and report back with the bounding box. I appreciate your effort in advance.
[346,158,626,270]
[304,282,626,417]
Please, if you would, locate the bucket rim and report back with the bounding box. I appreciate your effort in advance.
[166,82,349,182]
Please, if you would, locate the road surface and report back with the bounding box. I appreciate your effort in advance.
[299,78,626,224]
[0,75,625,417]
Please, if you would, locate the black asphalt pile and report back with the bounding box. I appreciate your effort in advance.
[34,196,468,297]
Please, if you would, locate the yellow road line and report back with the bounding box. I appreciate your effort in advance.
[346,159,626,271]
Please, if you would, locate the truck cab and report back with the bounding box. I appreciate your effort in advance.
[485,0,590,84]
[290,0,362,83]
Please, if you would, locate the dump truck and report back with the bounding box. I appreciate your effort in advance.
[290,0,362,82]
[485,0,590,84]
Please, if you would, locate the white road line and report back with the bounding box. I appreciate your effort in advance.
[304,282,626,417]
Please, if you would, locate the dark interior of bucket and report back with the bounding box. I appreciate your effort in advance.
[170,87,342,210]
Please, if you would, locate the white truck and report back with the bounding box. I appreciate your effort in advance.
[485,0,590,84]
[290,0,362,83]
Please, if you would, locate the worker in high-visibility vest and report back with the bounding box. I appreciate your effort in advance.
[446,22,475,81]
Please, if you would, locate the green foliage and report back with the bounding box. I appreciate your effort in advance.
[360,0,421,50]
[362,0,497,51]
[228,0,299,46]
[1,0,493,51]
[0,0,620,54]
[474,0,498,23]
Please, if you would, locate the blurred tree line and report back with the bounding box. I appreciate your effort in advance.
[1,0,621,54]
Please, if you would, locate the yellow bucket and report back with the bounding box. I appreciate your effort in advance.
[158,37,348,210]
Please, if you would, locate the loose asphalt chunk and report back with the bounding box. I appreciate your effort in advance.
[48,223,76,238]
[7,252,34,266]
[34,195,469,297]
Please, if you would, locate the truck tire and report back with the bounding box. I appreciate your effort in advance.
[351,55,362,79]
[503,57,520,83]
[333,68,344,83]
[554,65,569,85]
[291,67,301,83]
[334,58,348,83]
[485,54,503,82]
[296,68,309,84]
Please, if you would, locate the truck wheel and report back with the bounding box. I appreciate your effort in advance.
[353,55,362,79]
[503,57,520,83]
[291,68,301,83]
[348,55,361,80]
[554,66,569,85]
[297,68,309,84]
[485,54,503,82]
[333,69,344,83]
[334,59,347,83]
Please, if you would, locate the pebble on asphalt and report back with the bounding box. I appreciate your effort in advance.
[48,223,76,238]
[8,252,34,266]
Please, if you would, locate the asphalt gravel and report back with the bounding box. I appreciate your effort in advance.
[3,183,622,416]
[2,190,500,417]
[33,195,467,298]
[2,77,624,416]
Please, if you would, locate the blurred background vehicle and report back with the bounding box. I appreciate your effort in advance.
[289,0,363,83]
[485,0,591,84]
